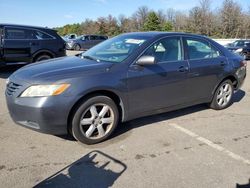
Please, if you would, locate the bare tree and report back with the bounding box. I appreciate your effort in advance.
[132,6,150,30]
[221,0,242,38]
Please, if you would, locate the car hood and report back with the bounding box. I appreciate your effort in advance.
[11,56,113,83]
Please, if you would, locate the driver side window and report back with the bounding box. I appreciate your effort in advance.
[143,37,183,63]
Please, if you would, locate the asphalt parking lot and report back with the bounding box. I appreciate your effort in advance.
[0,52,249,188]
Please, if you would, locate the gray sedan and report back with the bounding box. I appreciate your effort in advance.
[66,34,108,50]
[6,32,247,145]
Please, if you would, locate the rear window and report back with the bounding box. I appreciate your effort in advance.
[98,36,108,40]
[34,31,54,39]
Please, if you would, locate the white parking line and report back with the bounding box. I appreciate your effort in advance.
[170,123,250,165]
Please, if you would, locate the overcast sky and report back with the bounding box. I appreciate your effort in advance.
[0,0,249,28]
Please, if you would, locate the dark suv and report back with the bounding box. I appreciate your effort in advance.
[0,24,66,67]
[66,34,108,50]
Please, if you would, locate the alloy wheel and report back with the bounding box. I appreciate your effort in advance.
[216,83,233,107]
[79,103,114,140]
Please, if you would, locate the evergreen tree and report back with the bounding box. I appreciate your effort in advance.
[143,12,162,31]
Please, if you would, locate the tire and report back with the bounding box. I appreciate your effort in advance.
[35,54,51,62]
[74,44,81,51]
[210,80,234,110]
[71,95,119,145]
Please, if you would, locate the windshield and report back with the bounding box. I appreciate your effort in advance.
[81,34,151,63]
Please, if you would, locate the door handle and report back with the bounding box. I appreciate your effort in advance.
[178,66,189,72]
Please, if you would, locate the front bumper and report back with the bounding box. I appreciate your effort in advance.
[5,89,75,135]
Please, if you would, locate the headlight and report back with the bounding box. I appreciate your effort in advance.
[235,48,243,53]
[20,84,70,97]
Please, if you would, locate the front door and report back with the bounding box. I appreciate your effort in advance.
[127,36,189,115]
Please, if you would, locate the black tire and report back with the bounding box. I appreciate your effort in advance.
[74,44,81,51]
[35,54,51,62]
[71,95,119,145]
[210,79,234,110]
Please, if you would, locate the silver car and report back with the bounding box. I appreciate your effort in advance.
[66,34,108,51]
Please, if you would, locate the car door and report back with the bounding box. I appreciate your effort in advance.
[80,35,92,50]
[89,35,99,48]
[184,37,228,101]
[127,36,189,115]
[3,27,33,63]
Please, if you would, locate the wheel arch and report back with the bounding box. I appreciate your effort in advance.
[67,90,125,134]
[32,50,55,62]
[212,75,238,96]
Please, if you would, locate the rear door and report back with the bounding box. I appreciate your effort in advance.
[184,37,227,101]
[3,27,33,63]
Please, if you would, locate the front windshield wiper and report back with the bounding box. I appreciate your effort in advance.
[81,55,100,62]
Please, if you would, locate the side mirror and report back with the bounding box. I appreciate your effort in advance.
[136,56,156,66]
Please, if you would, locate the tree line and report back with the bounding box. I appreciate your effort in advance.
[55,0,250,38]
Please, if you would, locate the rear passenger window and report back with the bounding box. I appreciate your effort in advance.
[99,36,107,40]
[186,39,220,60]
[34,31,53,39]
[90,35,99,40]
[143,37,183,63]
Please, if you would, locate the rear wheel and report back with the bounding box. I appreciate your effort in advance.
[210,80,234,110]
[71,96,119,145]
[35,54,51,62]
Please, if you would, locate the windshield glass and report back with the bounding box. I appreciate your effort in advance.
[81,34,151,63]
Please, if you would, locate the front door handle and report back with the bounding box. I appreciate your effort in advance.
[178,66,189,72]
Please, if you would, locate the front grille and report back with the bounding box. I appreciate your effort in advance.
[6,82,21,96]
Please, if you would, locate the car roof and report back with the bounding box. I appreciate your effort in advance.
[0,23,55,31]
[121,31,208,38]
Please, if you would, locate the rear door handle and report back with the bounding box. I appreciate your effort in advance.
[178,66,189,72]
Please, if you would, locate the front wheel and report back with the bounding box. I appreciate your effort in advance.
[73,44,81,51]
[210,80,234,110]
[71,96,119,145]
